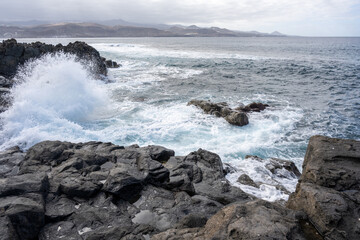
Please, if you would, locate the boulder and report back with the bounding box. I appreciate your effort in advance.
[237,174,258,188]
[236,102,269,112]
[0,38,120,79]
[152,199,309,240]
[0,146,25,178]
[188,99,268,126]
[287,135,360,240]
[0,196,45,240]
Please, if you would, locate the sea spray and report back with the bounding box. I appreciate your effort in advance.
[0,53,109,150]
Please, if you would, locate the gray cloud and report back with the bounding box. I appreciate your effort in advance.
[0,0,359,36]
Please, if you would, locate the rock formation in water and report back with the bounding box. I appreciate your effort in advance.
[0,38,120,79]
[0,39,120,113]
[188,100,269,126]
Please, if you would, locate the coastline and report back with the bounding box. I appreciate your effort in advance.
[0,39,359,239]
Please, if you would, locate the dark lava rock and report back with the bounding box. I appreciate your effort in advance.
[152,199,308,240]
[0,38,120,80]
[237,174,258,188]
[1,136,357,239]
[0,141,249,239]
[0,146,25,178]
[287,135,360,240]
[236,102,269,112]
[104,58,121,68]
[188,100,249,126]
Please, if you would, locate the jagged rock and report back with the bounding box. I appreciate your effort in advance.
[0,146,25,178]
[0,216,19,240]
[188,99,269,126]
[0,38,119,80]
[0,195,45,240]
[224,111,249,126]
[237,174,258,188]
[105,59,121,68]
[236,102,269,112]
[0,141,250,239]
[188,99,249,126]
[0,173,48,197]
[287,135,360,240]
[152,199,308,240]
[266,158,301,178]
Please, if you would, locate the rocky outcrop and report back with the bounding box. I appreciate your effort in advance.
[188,100,250,126]
[188,100,269,126]
[236,102,269,113]
[287,136,360,240]
[0,39,121,113]
[0,136,359,239]
[152,199,309,240]
[0,38,120,80]
[0,141,250,239]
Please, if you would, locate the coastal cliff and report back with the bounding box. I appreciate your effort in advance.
[0,136,358,239]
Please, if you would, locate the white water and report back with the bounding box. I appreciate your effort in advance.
[0,53,109,149]
[0,45,307,202]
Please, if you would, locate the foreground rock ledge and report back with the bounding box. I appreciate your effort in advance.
[0,136,358,239]
[287,135,360,240]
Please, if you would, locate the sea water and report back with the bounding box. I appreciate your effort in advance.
[1,37,359,201]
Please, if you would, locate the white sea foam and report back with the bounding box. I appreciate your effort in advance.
[92,43,277,60]
[0,53,109,150]
[0,45,304,202]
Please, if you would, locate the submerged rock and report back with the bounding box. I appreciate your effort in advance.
[287,135,360,240]
[188,100,249,126]
[235,102,269,112]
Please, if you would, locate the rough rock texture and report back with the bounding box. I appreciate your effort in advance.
[235,102,269,113]
[152,199,308,240]
[0,141,250,239]
[287,135,360,240]
[188,100,250,126]
[0,38,120,80]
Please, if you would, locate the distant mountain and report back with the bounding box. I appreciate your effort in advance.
[0,21,286,38]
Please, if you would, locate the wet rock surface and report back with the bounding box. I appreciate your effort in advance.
[0,136,358,239]
[0,38,120,81]
[188,100,269,126]
[287,135,360,240]
[188,100,250,126]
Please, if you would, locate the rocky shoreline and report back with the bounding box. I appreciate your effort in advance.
[0,39,359,239]
[0,136,358,239]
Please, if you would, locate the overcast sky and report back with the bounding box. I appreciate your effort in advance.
[0,0,359,36]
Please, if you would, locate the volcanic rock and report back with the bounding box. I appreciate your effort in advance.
[236,102,269,112]
[188,100,249,126]
[287,135,360,240]
[0,38,120,80]
[0,141,249,239]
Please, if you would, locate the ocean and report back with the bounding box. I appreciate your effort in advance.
[1,37,359,201]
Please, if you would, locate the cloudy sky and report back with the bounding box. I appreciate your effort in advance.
[1,0,359,36]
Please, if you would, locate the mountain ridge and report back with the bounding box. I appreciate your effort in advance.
[0,20,286,38]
